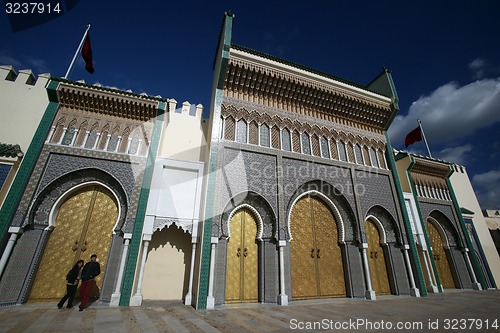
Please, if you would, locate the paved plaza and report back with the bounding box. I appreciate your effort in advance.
[0,289,499,332]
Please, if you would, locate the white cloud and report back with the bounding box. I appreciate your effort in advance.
[435,144,472,165]
[469,58,487,79]
[472,168,500,209]
[389,78,500,147]
[0,54,24,68]
[0,53,52,74]
[24,57,51,74]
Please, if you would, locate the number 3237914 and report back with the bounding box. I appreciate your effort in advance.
[5,2,61,14]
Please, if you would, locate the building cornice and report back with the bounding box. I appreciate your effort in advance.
[56,82,159,122]
[226,47,394,130]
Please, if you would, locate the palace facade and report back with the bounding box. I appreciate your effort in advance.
[0,12,496,310]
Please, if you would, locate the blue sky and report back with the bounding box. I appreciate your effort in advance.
[1,1,499,209]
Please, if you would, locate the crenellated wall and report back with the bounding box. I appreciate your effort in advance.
[158,100,208,162]
[0,66,51,153]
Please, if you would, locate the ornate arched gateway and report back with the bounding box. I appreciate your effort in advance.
[225,207,259,303]
[427,219,456,289]
[289,193,346,299]
[29,184,118,301]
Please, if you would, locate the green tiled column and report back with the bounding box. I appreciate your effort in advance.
[405,156,442,293]
[196,13,233,310]
[385,135,428,296]
[0,80,59,239]
[119,101,166,306]
[446,177,487,289]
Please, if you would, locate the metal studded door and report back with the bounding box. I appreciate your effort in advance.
[29,185,118,301]
[225,209,258,303]
[427,221,456,289]
[290,195,345,299]
[366,220,391,294]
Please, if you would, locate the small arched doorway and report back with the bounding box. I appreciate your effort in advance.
[29,185,118,301]
[365,219,391,294]
[427,220,456,289]
[290,194,346,299]
[225,208,259,303]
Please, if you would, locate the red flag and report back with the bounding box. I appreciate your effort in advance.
[82,33,94,74]
[404,126,422,147]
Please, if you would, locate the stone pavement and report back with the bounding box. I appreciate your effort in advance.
[0,289,499,332]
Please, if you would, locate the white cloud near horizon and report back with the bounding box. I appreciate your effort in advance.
[0,52,52,75]
[472,168,500,209]
[435,144,473,165]
[469,58,487,79]
[389,77,500,148]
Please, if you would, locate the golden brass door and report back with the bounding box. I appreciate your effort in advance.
[427,221,456,288]
[366,220,391,294]
[290,195,345,299]
[29,185,118,301]
[225,209,258,303]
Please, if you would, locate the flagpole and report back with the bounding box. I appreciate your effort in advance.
[417,119,432,158]
[63,23,91,79]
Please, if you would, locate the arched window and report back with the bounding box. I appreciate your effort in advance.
[320,137,330,158]
[281,129,291,151]
[338,141,347,161]
[236,119,247,143]
[260,124,270,147]
[301,133,311,155]
[369,148,378,168]
[354,144,363,164]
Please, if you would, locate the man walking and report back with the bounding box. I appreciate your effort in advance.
[78,254,100,311]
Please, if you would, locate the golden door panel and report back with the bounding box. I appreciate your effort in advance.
[225,210,242,302]
[242,210,258,302]
[290,197,317,299]
[312,197,346,297]
[83,187,118,295]
[366,221,391,294]
[225,209,258,303]
[29,186,118,301]
[427,221,456,289]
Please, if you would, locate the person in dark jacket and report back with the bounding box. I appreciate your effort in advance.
[57,259,84,309]
[78,254,101,311]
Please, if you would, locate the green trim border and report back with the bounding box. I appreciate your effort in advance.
[446,177,487,289]
[405,155,443,293]
[385,133,428,297]
[196,13,234,310]
[119,101,166,306]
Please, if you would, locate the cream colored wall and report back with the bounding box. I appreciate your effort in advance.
[449,168,500,286]
[395,154,412,193]
[0,66,50,208]
[142,225,192,300]
[158,100,208,162]
[0,66,50,152]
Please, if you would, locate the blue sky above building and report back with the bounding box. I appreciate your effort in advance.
[1,1,499,209]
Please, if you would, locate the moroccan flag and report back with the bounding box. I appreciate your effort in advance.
[82,33,94,74]
[404,126,422,147]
